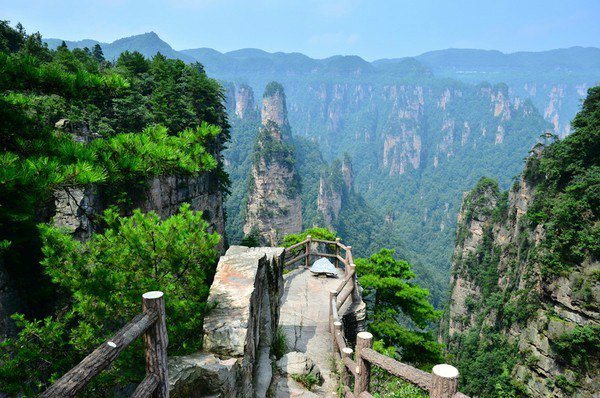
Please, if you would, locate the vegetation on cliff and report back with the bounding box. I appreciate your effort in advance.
[0,206,220,395]
[527,86,600,276]
[444,86,600,397]
[356,249,442,369]
[0,22,230,395]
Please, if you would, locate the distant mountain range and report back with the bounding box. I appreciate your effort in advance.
[45,32,600,136]
[45,32,197,63]
[44,32,600,296]
[46,32,600,75]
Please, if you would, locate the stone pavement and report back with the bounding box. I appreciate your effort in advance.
[276,267,353,397]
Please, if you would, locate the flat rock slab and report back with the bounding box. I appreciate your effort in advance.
[203,246,284,357]
[278,268,352,397]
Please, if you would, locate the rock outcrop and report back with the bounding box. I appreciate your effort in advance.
[244,82,302,245]
[235,84,255,120]
[50,120,226,248]
[317,156,354,228]
[444,151,599,397]
[169,245,285,397]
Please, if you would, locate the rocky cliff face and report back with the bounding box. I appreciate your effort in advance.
[50,120,226,247]
[235,84,255,120]
[444,149,599,397]
[244,83,302,245]
[318,157,354,228]
[170,246,285,397]
[288,82,538,177]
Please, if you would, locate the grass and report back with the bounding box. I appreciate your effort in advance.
[272,326,288,359]
[291,373,321,391]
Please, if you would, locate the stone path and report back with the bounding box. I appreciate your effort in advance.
[276,267,353,397]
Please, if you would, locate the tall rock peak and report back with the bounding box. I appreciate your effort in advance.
[341,154,354,191]
[318,156,355,228]
[235,84,255,120]
[244,83,302,245]
[261,81,289,131]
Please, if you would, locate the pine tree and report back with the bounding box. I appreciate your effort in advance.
[92,43,104,62]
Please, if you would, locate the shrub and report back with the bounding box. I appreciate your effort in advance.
[291,373,321,391]
[271,326,288,360]
[551,325,600,372]
[0,205,220,395]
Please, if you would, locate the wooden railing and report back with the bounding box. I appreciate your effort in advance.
[284,237,468,398]
[42,291,169,398]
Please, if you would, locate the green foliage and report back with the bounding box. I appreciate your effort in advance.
[0,22,230,396]
[263,81,285,98]
[355,249,442,368]
[291,373,321,391]
[241,226,261,248]
[271,326,288,360]
[0,205,220,395]
[0,21,229,319]
[553,375,579,394]
[281,227,338,247]
[449,329,522,397]
[526,86,600,276]
[551,325,600,372]
[370,367,428,398]
[253,121,297,171]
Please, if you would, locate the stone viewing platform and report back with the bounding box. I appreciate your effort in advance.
[42,239,467,398]
[275,267,363,397]
[170,246,285,397]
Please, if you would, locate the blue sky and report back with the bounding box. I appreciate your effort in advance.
[3,0,599,60]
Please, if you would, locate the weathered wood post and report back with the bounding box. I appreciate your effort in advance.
[345,245,353,276]
[142,291,169,398]
[350,263,361,303]
[305,235,312,268]
[430,364,459,398]
[354,331,373,395]
[333,321,343,356]
[329,290,337,334]
[341,347,353,388]
[335,237,341,269]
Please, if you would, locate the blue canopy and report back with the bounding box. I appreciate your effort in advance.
[309,257,337,277]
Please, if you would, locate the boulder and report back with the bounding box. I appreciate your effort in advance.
[169,353,238,398]
[276,352,320,380]
[202,246,285,397]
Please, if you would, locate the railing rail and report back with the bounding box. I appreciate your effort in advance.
[42,291,169,398]
[283,238,468,398]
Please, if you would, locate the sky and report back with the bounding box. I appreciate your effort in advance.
[2,0,600,61]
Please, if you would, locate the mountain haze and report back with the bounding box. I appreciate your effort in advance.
[42,31,599,301]
[45,32,196,63]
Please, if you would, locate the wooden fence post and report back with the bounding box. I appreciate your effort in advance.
[333,321,342,356]
[305,235,312,268]
[350,263,361,303]
[345,246,353,276]
[335,237,341,269]
[341,347,353,388]
[142,291,169,398]
[354,331,373,395]
[430,364,459,398]
[329,290,337,334]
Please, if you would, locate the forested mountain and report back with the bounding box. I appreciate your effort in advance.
[45,32,196,63]
[42,32,599,304]
[0,22,229,394]
[442,87,599,397]
[386,47,600,137]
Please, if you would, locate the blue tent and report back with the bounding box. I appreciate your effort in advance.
[309,258,337,277]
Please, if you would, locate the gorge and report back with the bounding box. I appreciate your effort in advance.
[0,18,598,398]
